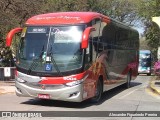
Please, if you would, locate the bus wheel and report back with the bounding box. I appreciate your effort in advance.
[125,72,131,88]
[147,73,151,76]
[91,79,102,103]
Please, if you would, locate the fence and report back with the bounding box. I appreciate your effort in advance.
[0,67,16,81]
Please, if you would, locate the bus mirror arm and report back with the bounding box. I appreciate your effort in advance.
[81,27,95,49]
[6,27,22,47]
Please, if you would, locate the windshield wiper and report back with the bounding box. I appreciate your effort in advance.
[48,46,63,77]
[27,45,63,76]
[27,46,44,75]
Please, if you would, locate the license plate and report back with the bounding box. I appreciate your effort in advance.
[38,94,50,99]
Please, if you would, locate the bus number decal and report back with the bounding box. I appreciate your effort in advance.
[63,77,77,81]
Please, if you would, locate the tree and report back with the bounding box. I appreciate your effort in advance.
[0,0,46,66]
[46,0,141,26]
[136,0,160,59]
[145,23,160,60]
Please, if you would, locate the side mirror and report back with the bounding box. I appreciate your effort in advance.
[6,27,22,47]
[81,27,95,49]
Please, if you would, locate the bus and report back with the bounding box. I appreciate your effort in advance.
[6,12,139,102]
[138,50,152,76]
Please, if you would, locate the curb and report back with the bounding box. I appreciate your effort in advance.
[149,76,160,95]
[0,91,15,95]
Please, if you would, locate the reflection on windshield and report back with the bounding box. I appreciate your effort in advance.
[139,53,151,67]
[17,26,84,73]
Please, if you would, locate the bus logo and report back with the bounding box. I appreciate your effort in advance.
[41,85,46,90]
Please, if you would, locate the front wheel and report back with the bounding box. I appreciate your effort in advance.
[90,80,103,103]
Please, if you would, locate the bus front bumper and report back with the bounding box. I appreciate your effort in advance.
[15,81,84,102]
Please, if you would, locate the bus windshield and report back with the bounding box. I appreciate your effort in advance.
[139,53,151,67]
[17,25,85,74]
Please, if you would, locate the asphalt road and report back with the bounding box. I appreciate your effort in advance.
[0,75,160,120]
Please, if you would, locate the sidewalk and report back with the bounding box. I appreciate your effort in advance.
[0,81,15,94]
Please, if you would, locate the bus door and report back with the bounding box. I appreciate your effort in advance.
[82,18,102,99]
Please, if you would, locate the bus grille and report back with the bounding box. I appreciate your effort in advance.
[24,82,66,90]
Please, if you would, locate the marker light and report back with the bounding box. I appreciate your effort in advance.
[65,79,84,87]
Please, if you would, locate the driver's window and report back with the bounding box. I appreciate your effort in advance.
[86,38,92,63]
[84,38,92,70]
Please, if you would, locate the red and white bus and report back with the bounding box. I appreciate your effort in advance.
[6,12,139,102]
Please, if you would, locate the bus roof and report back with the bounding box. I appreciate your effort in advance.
[25,12,110,25]
[140,50,151,54]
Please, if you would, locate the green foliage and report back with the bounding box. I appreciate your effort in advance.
[136,0,160,59]
[137,0,160,19]
[0,0,46,67]
[145,23,160,60]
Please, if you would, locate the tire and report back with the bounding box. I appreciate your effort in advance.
[147,73,151,76]
[91,79,103,103]
[125,72,131,88]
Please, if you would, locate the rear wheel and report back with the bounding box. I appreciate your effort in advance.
[147,73,151,76]
[90,79,103,103]
[125,72,131,88]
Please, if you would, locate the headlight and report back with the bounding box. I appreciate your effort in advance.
[65,79,84,87]
[16,78,26,83]
[147,67,150,70]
